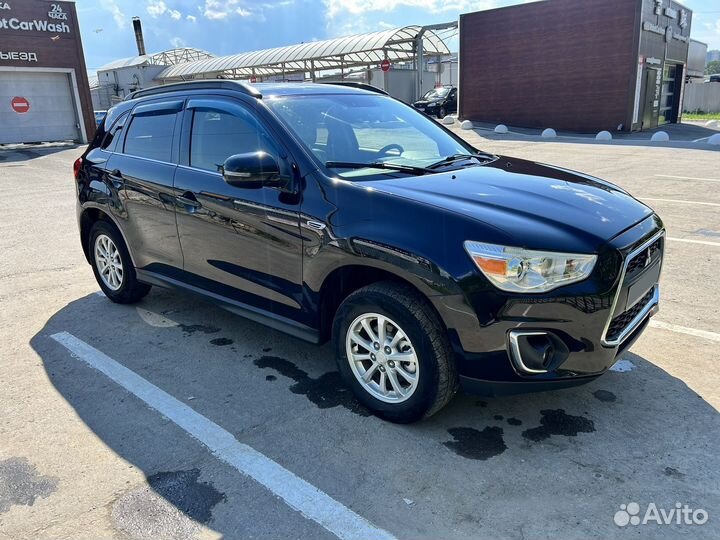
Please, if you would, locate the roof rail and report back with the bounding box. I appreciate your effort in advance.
[319,81,389,96]
[125,80,262,101]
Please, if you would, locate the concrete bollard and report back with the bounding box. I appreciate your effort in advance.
[460,120,473,130]
[595,131,613,141]
[541,128,557,138]
[650,131,670,142]
[442,115,455,125]
[494,124,509,134]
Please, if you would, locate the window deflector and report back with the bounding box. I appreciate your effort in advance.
[131,100,184,117]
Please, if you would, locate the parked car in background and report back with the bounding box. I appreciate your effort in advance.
[412,86,457,118]
[74,81,664,423]
[709,74,720,83]
[94,110,107,126]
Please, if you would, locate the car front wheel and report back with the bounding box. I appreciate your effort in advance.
[332,282,458,423]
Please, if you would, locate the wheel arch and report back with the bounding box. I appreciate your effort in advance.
[79,206,135,266]
[317,264,451,344]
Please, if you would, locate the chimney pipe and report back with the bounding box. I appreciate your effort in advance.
[132,17,146,56]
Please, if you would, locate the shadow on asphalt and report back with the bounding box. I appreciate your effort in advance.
[0,144,81,164]
[29,289,720,539]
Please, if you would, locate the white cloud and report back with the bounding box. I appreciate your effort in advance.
[147,0,168,17]
[170,36,187,48]
[324,0,497,18]
[101,0,126,29]
[147,0,182,20]
[187,14,197,22]
[202,0,260,20]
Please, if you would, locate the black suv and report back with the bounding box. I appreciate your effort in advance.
[74,81,664,423]
[412,86,457,118]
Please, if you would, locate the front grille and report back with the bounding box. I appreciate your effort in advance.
[606,287,655,342]
[625,237,662,278]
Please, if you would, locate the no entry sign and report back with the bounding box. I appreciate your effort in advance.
[250,75,257,83]
[380,59,391,72]
[11,96,30,114]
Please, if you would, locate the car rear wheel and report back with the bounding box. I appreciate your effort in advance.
[439,106,447,119]
[89,221,150,304]
[332,282,458,423]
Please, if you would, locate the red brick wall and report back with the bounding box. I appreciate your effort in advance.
[459,0,642,132]
[0,0,95,140]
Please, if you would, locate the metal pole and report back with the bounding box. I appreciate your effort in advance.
[383,50,389,92]
[416,32,424,102]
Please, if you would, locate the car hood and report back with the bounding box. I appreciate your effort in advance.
[363,156,653,251]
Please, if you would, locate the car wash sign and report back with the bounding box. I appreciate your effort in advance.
[0,3,71,34]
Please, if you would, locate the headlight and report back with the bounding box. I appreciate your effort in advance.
[463,241,597,293]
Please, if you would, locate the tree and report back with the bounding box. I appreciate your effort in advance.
[706,60,720,76]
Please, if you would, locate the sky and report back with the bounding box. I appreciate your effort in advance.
[77,0,720,72]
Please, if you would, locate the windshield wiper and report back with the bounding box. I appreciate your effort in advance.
[325,161,433,175]
[427,153,496,170]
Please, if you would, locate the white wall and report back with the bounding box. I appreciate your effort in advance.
[683,83,720,113]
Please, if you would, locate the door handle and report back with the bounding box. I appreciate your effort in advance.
[177,191,201,209]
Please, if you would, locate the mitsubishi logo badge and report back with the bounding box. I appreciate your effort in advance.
[645,247,652,267]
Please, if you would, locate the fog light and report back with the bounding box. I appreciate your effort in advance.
[508,331,569,375]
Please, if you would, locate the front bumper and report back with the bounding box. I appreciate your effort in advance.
[435,217,665,395]
[413,102,442,115]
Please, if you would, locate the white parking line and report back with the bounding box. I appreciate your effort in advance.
[649,321,720,343]
[667,237,720,247]
[50,331,396,540]
[641,198,720,208]
[655,174,720,183]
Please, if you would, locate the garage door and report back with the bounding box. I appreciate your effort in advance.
[0,71,81,144]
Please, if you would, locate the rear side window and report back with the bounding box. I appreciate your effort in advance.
[190,107,275,173]
[124,112,177,162]
[101,112,129,152]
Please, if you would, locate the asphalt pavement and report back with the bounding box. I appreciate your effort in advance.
[1,136,718,540]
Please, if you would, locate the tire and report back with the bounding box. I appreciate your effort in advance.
[332,282,458,423]
[439,106,447,119]
[89,220,151,304]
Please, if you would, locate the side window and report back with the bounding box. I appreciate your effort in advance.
[190,107,275,173]
[123,112,177,162]
[101,112,129,152]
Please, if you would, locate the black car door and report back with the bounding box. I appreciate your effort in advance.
[448,88,457,112]
[114,99,184,271]
[173,96,304,322]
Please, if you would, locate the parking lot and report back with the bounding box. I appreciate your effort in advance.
[1,133,719,539]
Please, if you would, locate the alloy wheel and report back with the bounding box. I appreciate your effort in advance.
[94,234,124,291]
[345,313,419,403]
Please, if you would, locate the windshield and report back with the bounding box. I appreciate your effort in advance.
[265,93,476,178]
[423,87,450,100]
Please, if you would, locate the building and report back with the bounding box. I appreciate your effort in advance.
[687,40,708,82]
[91,47,215,110]
[459,0,693,132]
[93,24,452,106]
[0,0,94,144]
[708,50,720,64]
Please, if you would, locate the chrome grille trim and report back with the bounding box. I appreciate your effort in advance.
[600,230,665,347]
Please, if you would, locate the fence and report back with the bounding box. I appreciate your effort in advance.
[683,83,720,113]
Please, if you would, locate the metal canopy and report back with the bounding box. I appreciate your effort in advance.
[156,26,450,80]
[97,47,215,72]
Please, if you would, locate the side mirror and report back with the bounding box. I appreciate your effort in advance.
[221,152,281,189]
